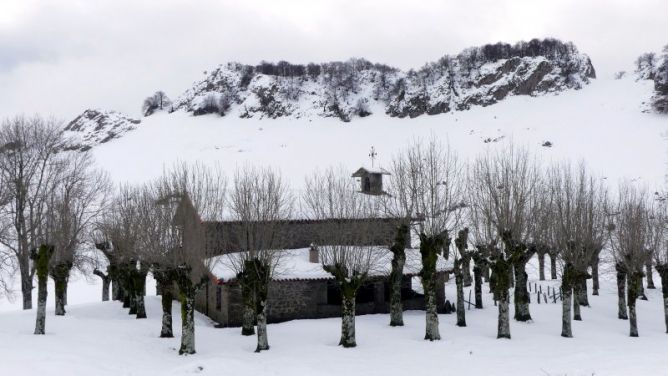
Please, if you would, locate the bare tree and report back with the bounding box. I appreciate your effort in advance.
[303,166,383,348]
[154,161,226,355]
[453,228,470,327]
[393,138,463,341]
[143,91,172,116]
[226,165,292,352]
[382,151,417,327]
[648,197,668,332]
[608,183,650,337]
[0,115,64,310]
[469,144,540,337]
[548,162,606,337]
[46,152,111,316]
[98,186,148,318]
[134,182,185,338]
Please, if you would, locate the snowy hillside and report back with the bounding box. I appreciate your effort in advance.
[63,109,141,151]
[89,75,666,192]
[170,39,595,122]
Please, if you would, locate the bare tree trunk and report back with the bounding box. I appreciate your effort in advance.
[340,294,357,348]
[577,279,589,307]
[646,262,656,289]
[617,264,628,320]
[94,270,110,301]
[627,273,641,337]
[255,277,270,352]
[591,258,600,296]
[255,301,269,352]
[455,261,466,327]
[419,234,442,341]
[473,264,483,309]
[51,262,71,316]
[497,292,511,339]
[241,281,255,336]
[134,271,147,319]
[573,284,582,321]
[19,257,33,310]
[161,285,174,338]
[550,253,558,280]
[658,267,668,333]
[54,276,67,316]
[423,275,441,340]
[33,245,52,335]
[462,257,472,287]
[561,286,573,337]
[389,224,408,327]
[538,252,546,281]
[179,292,196,355]
[389,256,405,327]
[513,263,532,322]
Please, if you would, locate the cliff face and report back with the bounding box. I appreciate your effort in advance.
[64,109,141,151]
[173,38,595,121]
[635,47,668,113]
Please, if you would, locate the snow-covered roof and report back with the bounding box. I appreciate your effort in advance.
[209,247,453,283]
[351,166,391,177]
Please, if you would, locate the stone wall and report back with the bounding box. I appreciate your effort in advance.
[194,272,449,327]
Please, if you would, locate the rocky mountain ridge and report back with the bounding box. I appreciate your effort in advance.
[173,38,595,121]
[63,109,141,151]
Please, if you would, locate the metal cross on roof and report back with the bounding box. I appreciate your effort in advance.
[369,146,377,168]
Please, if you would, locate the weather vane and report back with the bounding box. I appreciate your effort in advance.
[369,146,377,168]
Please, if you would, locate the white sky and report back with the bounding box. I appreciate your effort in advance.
[0,0,666,120]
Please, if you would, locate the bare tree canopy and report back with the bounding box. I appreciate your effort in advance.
[0,115,65,310]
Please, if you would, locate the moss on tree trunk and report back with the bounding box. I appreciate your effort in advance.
[627,272,642,337]
[419,233,445,341]
[616,263,628,320]
[340,294,357,348]
[591,258,600,296]
[561,271,573,337]
[33,245,53,335]
[454,259,466,327]
[389,224,408,327]
[490,253,511,339]
[473,264,483,309]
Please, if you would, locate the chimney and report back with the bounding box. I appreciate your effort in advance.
[309,244,319,263]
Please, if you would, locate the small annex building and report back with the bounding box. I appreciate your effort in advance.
[197,247,451,327]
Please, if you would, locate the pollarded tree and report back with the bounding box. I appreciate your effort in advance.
[548,162,607,337]
[0,115,64,310]
[303,166,383,348]
[382,149,418,327]
[133,183,185,338]
[46,151,111,316]
[394,138,464,341]
[608,184,651,337]
[470,145,540,325]
[154,161,226,355]
[98,186,148,318]
[227,165,293,352]
[648,197,668,332]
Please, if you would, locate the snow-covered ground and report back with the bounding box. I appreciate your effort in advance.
[92,75,666,191]
[1,257,667,376]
